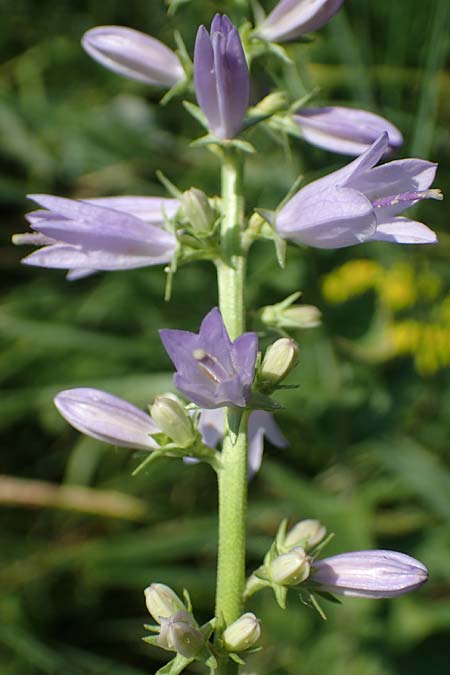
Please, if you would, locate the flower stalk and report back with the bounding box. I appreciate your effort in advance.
[214,146,248,673]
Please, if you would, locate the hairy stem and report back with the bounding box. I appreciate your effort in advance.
[214,149,248,672]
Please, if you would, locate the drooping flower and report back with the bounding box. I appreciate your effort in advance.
[293,106,403,156]
[312,550,429,598]
[198,408,287,477]
[157,610,204,658]
[256,0,344,43]
[194,14,249,140]
[54,388,159,451]
[276,133,441,249]
[160,308,258,408]
[82,26,184,87]
[13,194,178,278]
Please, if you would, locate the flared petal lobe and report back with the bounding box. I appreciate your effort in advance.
[54,388,159,450]
[257,0,344,43]
[194,15,249,139]
[82,26,184,87]
[276,133,439,249]
[160,308,258,408]
[293,107,403,156]
[312,550,429,598]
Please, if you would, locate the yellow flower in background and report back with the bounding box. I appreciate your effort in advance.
[322,259,450,375]
[321,259,381,304]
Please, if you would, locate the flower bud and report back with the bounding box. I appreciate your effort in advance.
[157,610,204,658]
[261,303,321,330]
[194,15,249,139]
[312,550,429,598]
[182,188,216,235]
[259,338,299,387]
[150,395,195,448]
[222,612,261,652]
[282,519,326,553]
[82,26,184,87]
[144,583,187,623]
[269,546,311,586]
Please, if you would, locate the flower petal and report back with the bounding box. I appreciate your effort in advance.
[54,388,159,450]
[82,25,184,87]
[85,196,179,223]
[277,185,376,248]
[293,106,403,156]
[367,217,438,244]
[312,550,429,598]
[257,0,344,42]
[22,243,173,271]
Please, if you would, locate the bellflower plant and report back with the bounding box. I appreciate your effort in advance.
[276,133,441,248]
[256,0,344,43]
[160,307,258,408]
[23,3,441,674]
[82,26,185,87]
[194,14,249,139]
[293,106,403,156]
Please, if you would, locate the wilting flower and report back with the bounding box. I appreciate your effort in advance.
[293,106,403,156]
[276,133,440,248]
[13,194,178,278]
[54,388,159,451]
[157,610,204,658]
[198,408,287,477]
[256,0,344,43]
[160,308,258,408]
[82,25,184,87]
[312,549,429,598]
[194,14,249,139]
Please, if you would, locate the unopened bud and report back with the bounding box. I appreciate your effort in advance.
[261,303,321,330]
[144,583,187,623]
[269,546,310,586]
[150,395,195,448]
[157,610,204,658]
[182,188,216,235]
[282,519,326,553]
[259,338,299,387]
[222,612,261,652]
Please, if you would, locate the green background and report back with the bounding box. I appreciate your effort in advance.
[1,1,449,673]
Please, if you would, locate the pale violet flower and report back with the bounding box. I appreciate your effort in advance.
[312,550,429,598]
[82,26,184,87]
[293,106,403,156]
[194,14,249,139]
[198,408,287,477]
[276,133,440,248]
[54,388,159,451]
[256,0,344,43]
[13,194,178,278]
[160,308,258,409]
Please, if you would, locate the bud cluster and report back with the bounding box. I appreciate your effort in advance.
[144,583,261,666]
[244,518,327,608]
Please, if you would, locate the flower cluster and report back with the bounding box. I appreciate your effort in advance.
[16,1,440,670]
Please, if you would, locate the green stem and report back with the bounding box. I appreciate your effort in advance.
[214,148,248,672]
[216,149,245,342]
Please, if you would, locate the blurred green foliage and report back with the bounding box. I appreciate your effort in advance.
[1,1,450,674]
